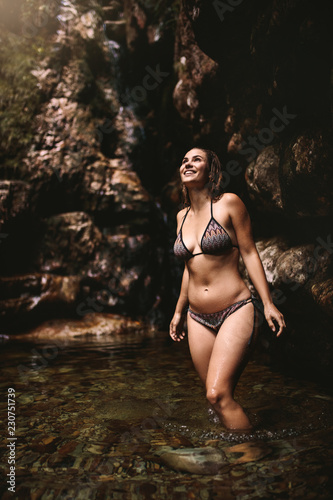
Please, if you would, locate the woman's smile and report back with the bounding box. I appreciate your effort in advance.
[180,148,209,183]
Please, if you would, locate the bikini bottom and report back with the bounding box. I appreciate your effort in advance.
[188,294,262,346]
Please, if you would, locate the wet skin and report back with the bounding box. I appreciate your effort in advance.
[170,148,286,430]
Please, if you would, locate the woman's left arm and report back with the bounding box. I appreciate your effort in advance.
[228,194,286,337]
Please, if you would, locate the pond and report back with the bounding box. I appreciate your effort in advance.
[0,330,332,499]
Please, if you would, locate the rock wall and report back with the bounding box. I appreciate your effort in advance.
[0,0,332,376]
[0,0,178,330]
[176,0,333,376]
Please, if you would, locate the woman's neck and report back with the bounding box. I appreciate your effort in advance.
[188,188,211,213]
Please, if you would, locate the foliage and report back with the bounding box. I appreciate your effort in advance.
[0,31,43,167]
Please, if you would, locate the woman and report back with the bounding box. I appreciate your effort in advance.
[170,148,286,430]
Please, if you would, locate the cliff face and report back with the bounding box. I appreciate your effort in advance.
[0,0,178,329]
[175,0,333,375]
[0,0,332,375]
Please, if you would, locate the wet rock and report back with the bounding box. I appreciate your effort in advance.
[103,3,124,22]
[0,274,81,328]
[173,8,221,127]
[104,20,126,43]
[272,244,330,291]
[17,394,34,405]
[81,230,162,316]
[246,146,284,213]
[281,130,333,217]
[271,244,331,312]
[82,158,150,215]
[239,236,289,293]
[10,312,154,340]
[35,212,102,274]
[124,0,147,52]
[157,446,228,475]
[311,278,333,318]
[225,442,272,464]
[255,237,290,285]
[0,180,31,228]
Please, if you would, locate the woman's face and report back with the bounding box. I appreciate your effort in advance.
[180,148,209,186]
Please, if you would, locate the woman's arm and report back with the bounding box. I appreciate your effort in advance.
[170,263,189,342]
[174,264,189,315]
[227,194,286,336]
[170,210,190,341]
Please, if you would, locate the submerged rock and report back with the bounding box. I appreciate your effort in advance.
[157,446,228,475]
[225,441,272,464]
[9,312,154,340]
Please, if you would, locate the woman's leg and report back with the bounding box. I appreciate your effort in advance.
[187,312,216,384]
[205,302,259,430]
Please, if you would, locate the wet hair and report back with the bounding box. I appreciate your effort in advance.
[181,148,224,206]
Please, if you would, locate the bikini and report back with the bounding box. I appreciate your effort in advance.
[173,200,262,344]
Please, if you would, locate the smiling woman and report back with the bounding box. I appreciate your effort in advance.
[170,148,286,430]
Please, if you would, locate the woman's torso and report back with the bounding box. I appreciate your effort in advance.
[174,197,251,313]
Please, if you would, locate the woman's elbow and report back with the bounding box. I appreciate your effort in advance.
[239,244,259,261]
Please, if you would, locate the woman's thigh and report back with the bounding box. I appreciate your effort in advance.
[187,313,216,384]
[206,302,259,395]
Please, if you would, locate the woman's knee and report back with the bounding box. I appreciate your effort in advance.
[206,385,231,406]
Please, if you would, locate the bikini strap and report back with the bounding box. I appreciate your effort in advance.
[210,199,214,218]
[180,206,190,230]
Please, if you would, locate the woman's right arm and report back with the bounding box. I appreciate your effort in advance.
[169,264,189,341]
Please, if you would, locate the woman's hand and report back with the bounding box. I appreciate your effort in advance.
[169,312,186,342]
[264,302,286,337]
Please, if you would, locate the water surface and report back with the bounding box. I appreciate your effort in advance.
[0,331,332,499]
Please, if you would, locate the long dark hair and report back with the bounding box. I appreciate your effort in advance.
[181,148,224,206]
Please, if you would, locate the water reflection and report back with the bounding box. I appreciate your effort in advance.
[0,331,332,499]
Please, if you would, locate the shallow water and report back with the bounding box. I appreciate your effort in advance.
[0,331,332,499]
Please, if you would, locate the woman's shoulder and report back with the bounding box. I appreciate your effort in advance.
[214,193,247,220]
[217,192,244,207]
[176,207,189,222]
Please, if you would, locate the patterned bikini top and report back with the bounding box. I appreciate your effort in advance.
[174,200,239,261]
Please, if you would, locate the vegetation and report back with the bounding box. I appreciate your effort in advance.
[0,33,43,166]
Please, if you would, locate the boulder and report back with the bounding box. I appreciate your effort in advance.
[157,446,228,475]
[173,8,223,131]
[0,180,31,228]
[239,236,289,295]
[311,278,333,318]
[271,243,331,312]
[82,158,151,215]
[246,146,284,213]
[35,212,102,274]
[281,130,333,217]
[9,312,154,340]
[0,273,81,329]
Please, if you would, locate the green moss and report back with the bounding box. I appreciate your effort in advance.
[0,31,44,166]
[0,0,58,170]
